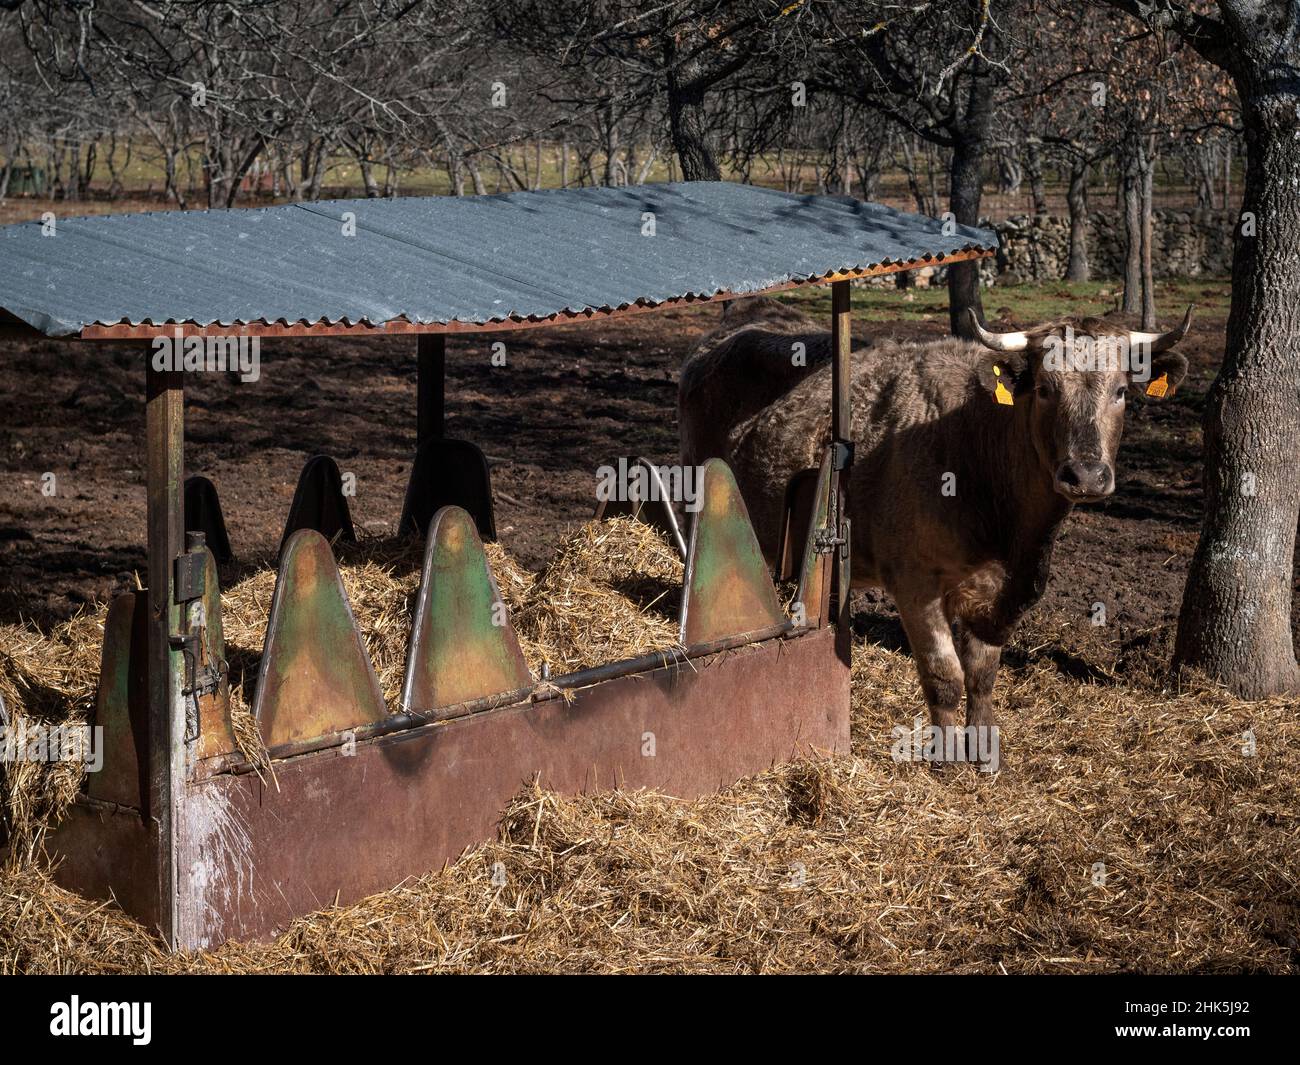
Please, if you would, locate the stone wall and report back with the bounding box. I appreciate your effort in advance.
[980,208,1236,285]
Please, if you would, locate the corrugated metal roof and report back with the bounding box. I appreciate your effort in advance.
[0,181,996,338]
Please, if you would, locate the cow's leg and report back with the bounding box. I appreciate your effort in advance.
[895,591,966,764]
[956,621,1001,768]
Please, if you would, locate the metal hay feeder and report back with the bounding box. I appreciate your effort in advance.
[0,182,996,948]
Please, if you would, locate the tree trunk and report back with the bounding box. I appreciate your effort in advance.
[666,77,721,181]
[948,64,994,338]
[1121,143,1142,315]
[1174,90,1300,699]
[357,152,380,198]
[1139,138,1156,330]
[1065,157,1090,282]
[1025,140,1047,215]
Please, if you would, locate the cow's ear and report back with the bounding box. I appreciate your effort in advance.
[977,352,1031,406]
[1135,351,1189,401]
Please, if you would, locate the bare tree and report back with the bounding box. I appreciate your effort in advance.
[1106,0,1300,698]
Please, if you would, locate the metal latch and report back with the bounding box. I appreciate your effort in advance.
[812,526,845,554]
[173,531,209,604]
[168,632,227,698]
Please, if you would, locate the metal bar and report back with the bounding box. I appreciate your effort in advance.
[145,351,184,947]
[831,279,852,444]
[68,251,992,341]
[416,333,445,444]
[199,622,799,776]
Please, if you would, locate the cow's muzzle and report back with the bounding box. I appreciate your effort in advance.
[1055,460,1114,501]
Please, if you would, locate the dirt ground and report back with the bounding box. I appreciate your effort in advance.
[1,278,1295,658]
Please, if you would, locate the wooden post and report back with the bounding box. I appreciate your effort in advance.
[831,279,852,445]
[417,333,446,445]
[145,351,184,946]
[829,279,853,651]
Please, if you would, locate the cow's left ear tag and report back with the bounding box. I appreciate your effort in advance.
[1145,372,1169,398]
[993,365,1014,406]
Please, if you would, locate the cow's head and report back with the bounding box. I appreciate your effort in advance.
[968,307,1192,503]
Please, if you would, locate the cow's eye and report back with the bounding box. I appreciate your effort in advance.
[1035,382,1052,399]
[1114,385,1127,403]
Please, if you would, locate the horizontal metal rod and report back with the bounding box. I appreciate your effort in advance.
[203,621,802,777]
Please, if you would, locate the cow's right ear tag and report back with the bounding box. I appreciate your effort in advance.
[993,365,1014,406]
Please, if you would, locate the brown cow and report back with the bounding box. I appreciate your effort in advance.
[679,298,1192,762]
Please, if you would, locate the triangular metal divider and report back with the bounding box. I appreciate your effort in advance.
[187,547,237,760]
[254,529,385,749]
[400,438,496,542]
[87,590,150,811]
[792,449,834,627]
[679,458,790,648]
[402,506,532,719]
[592,455,687,558]
[184,475,233,563]
[279,455,356,558]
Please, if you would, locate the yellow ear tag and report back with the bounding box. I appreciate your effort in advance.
[1145,372,1169,398]
[992,365,1014,405]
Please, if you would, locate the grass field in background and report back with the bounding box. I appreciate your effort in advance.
[780,275,1232,326]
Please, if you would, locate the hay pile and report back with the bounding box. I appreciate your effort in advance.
[3,615,1298,973]
[514,517,682,674]
[1,518,683,861]
[4,518,1298,974]
[0,615,101,864]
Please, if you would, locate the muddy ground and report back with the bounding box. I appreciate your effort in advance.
[1,283,1296,666]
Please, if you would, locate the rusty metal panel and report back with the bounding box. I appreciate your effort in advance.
[184,475,233,564]
[280,455,356,557]
[399,438,495,541]
[187,547,236,761]
[592,456,687,558]
[175,625,848,947]
[253,530,385,748]
[401,506,533,718]
[86,591,150,811]
[680,459,789,648]
[47,801,159,935]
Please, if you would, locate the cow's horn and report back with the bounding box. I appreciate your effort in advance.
[1128,305,1194,353]
[966,309,1029,352]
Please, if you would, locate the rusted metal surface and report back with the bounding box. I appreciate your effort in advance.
[86,591,150,810]
[280,455,356,556]
[592,456,687,558]
[680,459,789,648]
[145,353,184,948]
[47,800,160,936]
[184,475,233,564]
[399,438,496,541]
[402,506,533,719]
[177,624,848,947]
[253,530,385,747]
[187,547,236,761]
